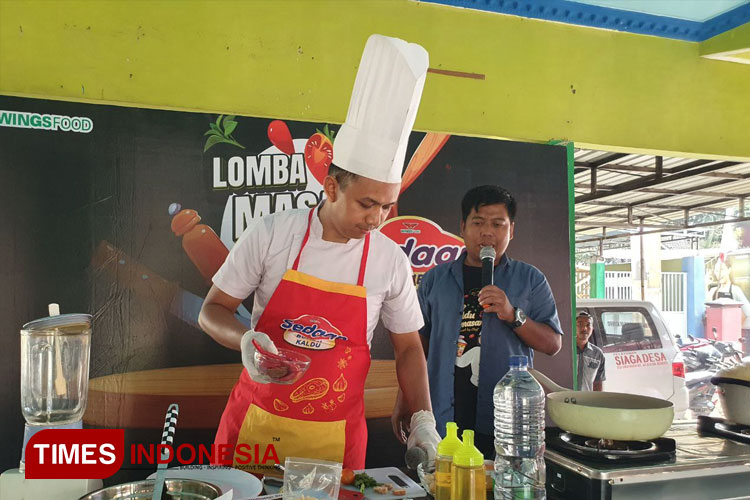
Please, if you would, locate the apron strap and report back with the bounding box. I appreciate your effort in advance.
[292,208,316,271]
[357,233,370,287]
[293,206,371,286]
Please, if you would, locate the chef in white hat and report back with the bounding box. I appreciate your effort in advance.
[200,34,441,472]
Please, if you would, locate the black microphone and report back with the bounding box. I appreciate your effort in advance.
[480,246,496,287]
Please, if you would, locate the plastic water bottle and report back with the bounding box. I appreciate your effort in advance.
[493,355,546,499]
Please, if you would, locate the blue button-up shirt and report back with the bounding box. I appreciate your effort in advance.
[418,252,563,436]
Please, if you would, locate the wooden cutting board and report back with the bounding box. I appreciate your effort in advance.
[84,360,398,428]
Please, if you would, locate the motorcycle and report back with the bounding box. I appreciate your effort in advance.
[676,329,745,416]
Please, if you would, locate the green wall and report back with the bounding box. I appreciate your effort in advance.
[2,0,750,160]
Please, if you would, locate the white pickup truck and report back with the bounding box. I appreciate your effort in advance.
[577,299,690,418]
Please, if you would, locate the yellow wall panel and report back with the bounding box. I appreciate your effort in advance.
[2,0,749,159]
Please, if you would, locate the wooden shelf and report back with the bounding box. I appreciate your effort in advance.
[84,360,398,428]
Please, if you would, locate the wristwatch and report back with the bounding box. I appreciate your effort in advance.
[509,307,527,329]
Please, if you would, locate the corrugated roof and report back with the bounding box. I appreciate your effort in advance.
[574,148,750,252]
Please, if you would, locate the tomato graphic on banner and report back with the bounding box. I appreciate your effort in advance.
[379,216,464,287]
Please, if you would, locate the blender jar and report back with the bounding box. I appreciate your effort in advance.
[20,313,92,425]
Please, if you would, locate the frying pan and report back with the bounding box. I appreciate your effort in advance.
[529,369,674,441]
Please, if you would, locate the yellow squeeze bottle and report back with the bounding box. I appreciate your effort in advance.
[435,422,462,500]
[451,430,486,500]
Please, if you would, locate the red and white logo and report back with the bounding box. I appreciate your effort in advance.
[25,429,124,479]
[281,314,347,350]
[380,217,464,281]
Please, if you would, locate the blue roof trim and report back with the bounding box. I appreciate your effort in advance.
[419,0,750,42]
[699,3,750,41]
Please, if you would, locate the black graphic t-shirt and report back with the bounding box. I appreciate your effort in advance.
[454,264,483,431]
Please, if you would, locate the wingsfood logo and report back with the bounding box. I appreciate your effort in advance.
[24,429,280,479]
[0,110,93,133]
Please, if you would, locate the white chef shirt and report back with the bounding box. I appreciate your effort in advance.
[212,206,424,346]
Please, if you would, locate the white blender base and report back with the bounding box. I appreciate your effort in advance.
[0,469,102,500]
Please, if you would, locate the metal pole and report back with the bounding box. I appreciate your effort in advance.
[655,156,663,180]
[590,166,597,195]
[640,217,646,301]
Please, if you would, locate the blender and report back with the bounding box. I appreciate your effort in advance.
[0,304,103,499]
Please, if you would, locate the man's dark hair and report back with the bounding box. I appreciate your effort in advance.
[577,311,593,320]
[461,185,517,222]
[328,164,360,191]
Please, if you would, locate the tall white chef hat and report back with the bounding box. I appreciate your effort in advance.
[332,34,429,184]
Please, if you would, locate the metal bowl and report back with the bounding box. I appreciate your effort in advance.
[79,478,223,500]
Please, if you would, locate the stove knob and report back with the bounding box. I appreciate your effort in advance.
[550,470,565,492]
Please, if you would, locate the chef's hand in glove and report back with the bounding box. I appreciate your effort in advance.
[406,410,442,462]
[240,330,278,383]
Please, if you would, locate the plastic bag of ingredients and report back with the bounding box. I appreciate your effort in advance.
[283,457,342,500]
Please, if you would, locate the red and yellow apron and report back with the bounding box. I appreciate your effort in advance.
[215,207,371,473]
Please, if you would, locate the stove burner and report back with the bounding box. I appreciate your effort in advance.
[562,433,657,455]
[698,415,750,445]
[546,427,676,464]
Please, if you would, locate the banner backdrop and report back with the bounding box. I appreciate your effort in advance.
[0,96,571,471]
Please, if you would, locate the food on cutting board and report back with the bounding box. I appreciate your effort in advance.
[354,472,378,493]
[372,484,391,494]
[341,468,356,485]
[372,483,405,496]
[348,472,407,496]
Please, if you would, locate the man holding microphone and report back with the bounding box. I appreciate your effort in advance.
[393,185,563,458]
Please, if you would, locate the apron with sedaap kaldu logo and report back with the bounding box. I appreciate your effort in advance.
[214,207,371,473]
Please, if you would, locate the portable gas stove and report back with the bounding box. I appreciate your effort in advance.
[544,421,750,500]
[698,415,750,445]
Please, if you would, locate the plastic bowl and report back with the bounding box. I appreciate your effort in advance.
[416,460,435,497]
[253,347,311,385]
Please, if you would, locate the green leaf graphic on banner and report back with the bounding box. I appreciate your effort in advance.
[204,114,245,152]
[204,134,224,152]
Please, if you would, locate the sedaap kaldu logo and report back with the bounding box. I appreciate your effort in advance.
[282,314,348,350]
[379,216,465,287]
